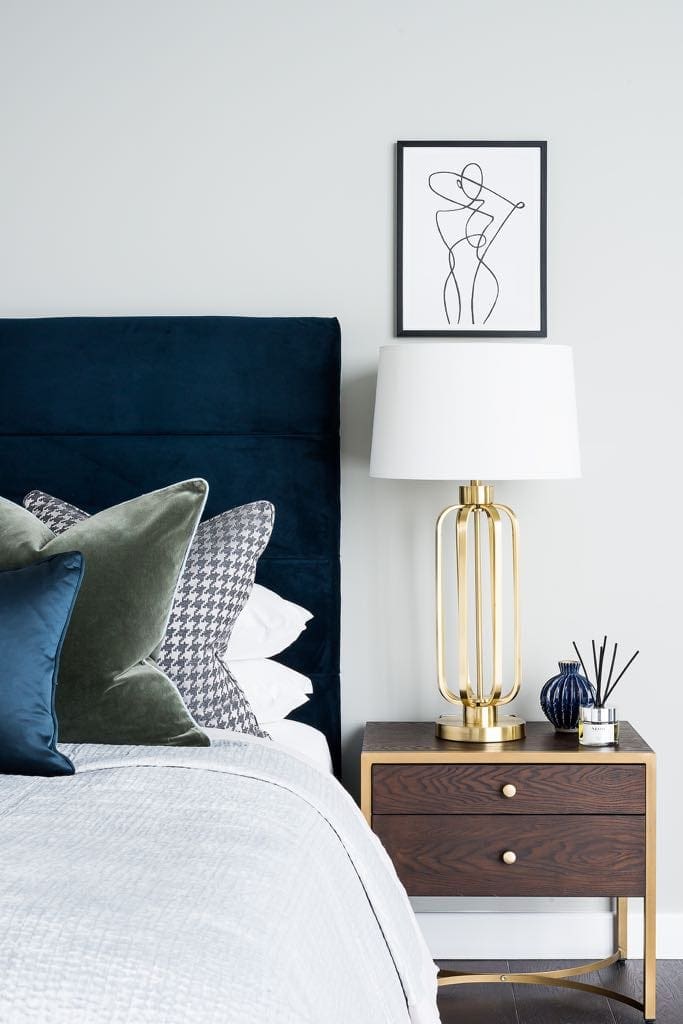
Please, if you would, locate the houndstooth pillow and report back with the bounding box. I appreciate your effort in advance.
[23,490,274,738]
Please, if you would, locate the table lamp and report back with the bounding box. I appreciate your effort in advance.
[370,342,580,742]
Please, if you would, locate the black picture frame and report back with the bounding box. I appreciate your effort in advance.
[396,140,547,337]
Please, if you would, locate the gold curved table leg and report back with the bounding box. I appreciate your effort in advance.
[438,948,644,1014]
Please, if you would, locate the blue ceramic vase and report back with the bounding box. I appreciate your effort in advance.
[540,660,596,733]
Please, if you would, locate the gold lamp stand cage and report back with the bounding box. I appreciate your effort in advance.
[436,481,525,743]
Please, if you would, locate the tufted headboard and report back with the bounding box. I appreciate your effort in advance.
[0,316,341,773]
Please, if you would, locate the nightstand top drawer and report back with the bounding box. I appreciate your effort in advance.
[372,762,645,815]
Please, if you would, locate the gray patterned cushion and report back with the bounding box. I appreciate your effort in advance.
[23,490,274,738]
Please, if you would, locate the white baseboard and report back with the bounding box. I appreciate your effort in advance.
[413,900,682,959]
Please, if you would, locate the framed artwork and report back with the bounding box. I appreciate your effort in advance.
[396,141,547,337]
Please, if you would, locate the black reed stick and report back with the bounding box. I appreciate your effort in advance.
[572,641,590,683]
[597,635,607,706]
[573,637,637,708]
[605,642,618,696]
[603,649,640,705]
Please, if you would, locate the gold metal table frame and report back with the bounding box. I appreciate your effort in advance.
[437,899,642,1015]
[360,731,656,1022]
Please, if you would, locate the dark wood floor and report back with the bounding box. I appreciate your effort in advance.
[436,961,682,1023]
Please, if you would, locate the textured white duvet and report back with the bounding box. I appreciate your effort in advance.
[0,735,439,1024]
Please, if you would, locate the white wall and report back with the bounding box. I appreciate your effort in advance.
[2,0,682,953]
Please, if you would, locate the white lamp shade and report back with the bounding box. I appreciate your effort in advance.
[370,343,581,481]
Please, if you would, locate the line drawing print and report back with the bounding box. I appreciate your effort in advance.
[428,164,525,326]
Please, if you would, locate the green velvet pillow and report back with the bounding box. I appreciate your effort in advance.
[0,480,209,747]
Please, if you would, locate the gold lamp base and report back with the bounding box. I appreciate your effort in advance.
[436,712,526,743]
[436,703,525,743]
[436,481,525,744]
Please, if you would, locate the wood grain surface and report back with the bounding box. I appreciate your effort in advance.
[372,814,645,896]
[362,720,652,757]
[508,961,617,1024]
[372,763,645,815]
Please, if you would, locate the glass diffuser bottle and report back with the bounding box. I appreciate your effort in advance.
[578,705,619,747]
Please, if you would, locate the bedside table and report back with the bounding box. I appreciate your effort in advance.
[361,721,656,1021]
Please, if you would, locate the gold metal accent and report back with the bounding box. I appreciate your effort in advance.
[360,732,657,1022]
[436,713,525,743]
[435,481,524,742]
[502,850,517,865]
[644,757,657,1019]
[502,783,517,798]
[361,748,653,774]
[437,950,644,1012]
[458,482,494,505]
[616,897,628,960]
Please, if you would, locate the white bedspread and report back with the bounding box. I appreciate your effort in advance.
[204,720,334,773]
[0,735,439,1024]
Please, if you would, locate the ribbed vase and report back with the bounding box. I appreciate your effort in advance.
[540,660,596,733]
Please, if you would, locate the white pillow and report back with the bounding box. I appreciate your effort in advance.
[227,584,313,660]
[225,658,313,724]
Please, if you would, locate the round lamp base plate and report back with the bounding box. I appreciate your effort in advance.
[436,714,526,743]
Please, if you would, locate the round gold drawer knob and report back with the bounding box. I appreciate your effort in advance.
[502,784,517,799]
[502,850,517,865]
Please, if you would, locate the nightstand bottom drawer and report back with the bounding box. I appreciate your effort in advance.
[373,814,645,897]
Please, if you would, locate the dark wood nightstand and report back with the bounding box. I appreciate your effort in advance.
[361,721,656,1021]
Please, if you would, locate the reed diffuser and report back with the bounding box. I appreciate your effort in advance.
[572,636,639,747]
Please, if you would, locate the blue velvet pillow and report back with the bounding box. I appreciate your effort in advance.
[0,552,84,776]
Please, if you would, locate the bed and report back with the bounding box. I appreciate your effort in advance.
[0,316,439,1024]
[206,721,334,773]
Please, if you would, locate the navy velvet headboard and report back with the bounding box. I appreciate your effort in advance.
[0,316,341,773]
